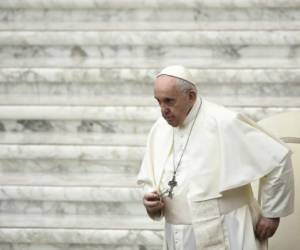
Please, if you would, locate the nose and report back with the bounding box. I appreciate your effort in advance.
[160,104,170,116]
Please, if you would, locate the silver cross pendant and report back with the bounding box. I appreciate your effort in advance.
[167,175,177,199]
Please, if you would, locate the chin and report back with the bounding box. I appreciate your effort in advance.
[166,120,179,127]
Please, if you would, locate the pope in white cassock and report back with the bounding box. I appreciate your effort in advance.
[137,65,295,250]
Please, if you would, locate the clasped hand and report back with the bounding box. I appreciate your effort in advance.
[143,191,164,218]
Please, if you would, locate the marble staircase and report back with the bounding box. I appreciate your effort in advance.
[0,1,299,249]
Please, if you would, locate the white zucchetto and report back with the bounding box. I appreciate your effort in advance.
[156,65,196,85]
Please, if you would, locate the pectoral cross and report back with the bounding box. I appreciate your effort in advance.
[167,174,177,199]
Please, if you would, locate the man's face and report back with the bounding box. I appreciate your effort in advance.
[154,75,195,127]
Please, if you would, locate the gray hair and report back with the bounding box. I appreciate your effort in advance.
[175,78,197,94]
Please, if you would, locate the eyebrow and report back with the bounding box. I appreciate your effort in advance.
[155,96,175,101]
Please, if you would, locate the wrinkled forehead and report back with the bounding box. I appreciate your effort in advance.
[154,75,178,91]
[154,75,184,100]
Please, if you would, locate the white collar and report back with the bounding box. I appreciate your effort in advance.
[178,96,201,130]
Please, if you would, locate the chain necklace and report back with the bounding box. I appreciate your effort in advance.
[161,98,202,199]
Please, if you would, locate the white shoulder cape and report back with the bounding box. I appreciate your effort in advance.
[137,99,290,197]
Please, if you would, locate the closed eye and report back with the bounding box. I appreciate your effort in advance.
[164,98,175,105]
[155,97,176,106]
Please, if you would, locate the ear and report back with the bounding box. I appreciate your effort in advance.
[188,90,197,102]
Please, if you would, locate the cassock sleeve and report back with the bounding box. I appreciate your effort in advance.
[137,121,165,221]
[137,142,156,194]
[137,117,172,194]
[218,112,292,193]
[259,152,294,218]
[137,121,158,194]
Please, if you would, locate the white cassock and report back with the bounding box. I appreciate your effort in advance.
[137,97,294,250]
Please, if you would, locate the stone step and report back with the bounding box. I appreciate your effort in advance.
[0,214,162,230]
[0,227,163,246]
[3,80,300,98]
[1,9,299,24]
[1,21,300,31]
[0,83,300,102]
[0,95,157,106]
[0,144,144,161]
[0,185,143,202]
[1,68,299,85]
[0,199,145,216]
[0,132,147,146]
[0,0,299,9]
[0,119,154,134]
[0,8,300,23]
[0,243,161,250]
[1,45,297,61]
[0,173,138,187]
[0,106,300,122]
[0,106,159,121]
[1,95,300,107]
[0,69,299,99]
[0,109,299,137]
[0,185,146,216]
[1,57,300,69]
[1,31,299,46]
[0,159,140,174]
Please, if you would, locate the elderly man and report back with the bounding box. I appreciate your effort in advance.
[137,65,294,250]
